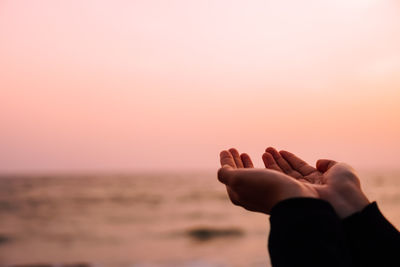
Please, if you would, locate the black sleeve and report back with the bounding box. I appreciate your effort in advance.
[268,198,353,267]
[342,202,400,267]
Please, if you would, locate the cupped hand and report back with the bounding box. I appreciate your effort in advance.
[262,147,325,184]
[218,148,318,214]
[262,147,370,218]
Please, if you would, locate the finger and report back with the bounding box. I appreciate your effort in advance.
[240,153,254,168]
[316,159,337,173]
[262,152,282,172]
[217,165,234,184]
[220,150,236,168]
[280,150,316,176]
[265,147,295,174]
[229,148,244,168]
[266,147,302,178]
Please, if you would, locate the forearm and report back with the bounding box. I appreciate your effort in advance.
[343,202,400,267]
[268,198,353,267]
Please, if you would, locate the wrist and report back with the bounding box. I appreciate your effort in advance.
[262,182,318,215]
[276,184,318,206]
[329,191,370,218]
[341,193,370,218]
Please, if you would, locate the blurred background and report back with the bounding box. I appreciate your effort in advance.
[0,1,399,266]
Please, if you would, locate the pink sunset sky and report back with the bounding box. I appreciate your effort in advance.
[1,0,399,172]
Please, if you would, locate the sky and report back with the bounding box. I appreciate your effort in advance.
[1,0,400,172]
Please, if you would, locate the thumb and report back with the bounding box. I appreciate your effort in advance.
[316,159,337,173]
[217,165,234,184]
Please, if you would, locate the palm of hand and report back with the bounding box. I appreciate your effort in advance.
[218,147,370,217]
[218,148,319,214]
[261,147,362,191]
[260,147,369,217]
[261,147,326,185]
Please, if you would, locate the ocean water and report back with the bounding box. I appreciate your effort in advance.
[0,170,399,267]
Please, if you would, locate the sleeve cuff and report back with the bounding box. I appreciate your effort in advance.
[343,201,378,225]
[270,197,337,217]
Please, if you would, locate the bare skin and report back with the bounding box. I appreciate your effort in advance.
[218,148,370,218]
[218,148,318,214]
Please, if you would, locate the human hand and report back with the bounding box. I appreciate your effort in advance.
[217,148,318,214]
[263,147,370,218]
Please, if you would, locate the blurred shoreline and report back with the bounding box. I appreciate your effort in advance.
[0,170,399,267]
